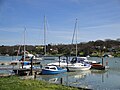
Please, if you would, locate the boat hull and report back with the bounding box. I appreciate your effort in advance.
[41,69,67,75]
[91,64,105,70]
[68,64,91,71]
[68,66,91,71]
[47,63,72,67]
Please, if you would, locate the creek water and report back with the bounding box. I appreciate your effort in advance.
[0,56,120,90]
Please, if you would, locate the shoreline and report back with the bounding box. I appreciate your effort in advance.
[0,75,92,90]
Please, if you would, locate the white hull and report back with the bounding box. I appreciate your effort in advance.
[68,66,91,71]
[68,64,91,71]
[20,65,31,69]
[47,62,72,67]
[47,59,72,67]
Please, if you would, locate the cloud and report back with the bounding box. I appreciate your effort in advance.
[1,22,120,45]
[78,23,120,42]
[81,23,120,30]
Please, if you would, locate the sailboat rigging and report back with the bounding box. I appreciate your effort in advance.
[44,16,47,56]
[23,27,26,61]
[71,19,78,57]
[67,19,91,71]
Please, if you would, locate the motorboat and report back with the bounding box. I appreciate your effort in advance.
[41,65,67,75]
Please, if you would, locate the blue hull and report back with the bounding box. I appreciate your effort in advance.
[42,69,67,75]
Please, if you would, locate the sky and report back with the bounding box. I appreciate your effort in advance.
[0,0,120,45]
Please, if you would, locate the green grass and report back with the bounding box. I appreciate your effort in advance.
[0,76,79,90]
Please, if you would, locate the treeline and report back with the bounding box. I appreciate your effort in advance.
[0,39,120,57]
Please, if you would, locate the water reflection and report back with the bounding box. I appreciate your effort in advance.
[36,70,92,89]
[66,70,92,89]
[36,69,110,89]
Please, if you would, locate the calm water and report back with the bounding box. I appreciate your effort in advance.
[0,56,120,90]
[0,56,22,62]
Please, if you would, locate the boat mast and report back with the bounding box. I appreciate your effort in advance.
[24,27,26,61]
[75,19,78,57]
[44,16,47,56]
[71,19,78,57]
[16,45,21,60]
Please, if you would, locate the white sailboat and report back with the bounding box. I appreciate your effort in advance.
[21,27,42,61]
[11,28,26,66]
[20,28,42,69]
[11,45,22,65]
[67,19,91,71]
[42,16,56,60]
[11,28,41,69]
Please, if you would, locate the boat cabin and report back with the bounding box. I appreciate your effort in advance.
[70,57,87,64]
[44,66,58,70]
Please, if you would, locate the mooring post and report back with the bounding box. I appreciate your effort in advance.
[60,78,63,85]
[106,60,108,66]
[12,65,14,69]
[17,70,18,75]
[34,71,37,79]
[30,56,34,75]
[102,57,104,66]
[22,62,23,69]
[59,56,60,67]
[66,56,69,72]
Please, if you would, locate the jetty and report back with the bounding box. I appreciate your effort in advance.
[0,56,42,76]
[0,66,42,76]
[13,68,42,76]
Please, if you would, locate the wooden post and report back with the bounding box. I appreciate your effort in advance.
[22,62,23,69]
[66,56,69,72]
[34,72,37,79]
[30,56,34,75]
[17,70,18,75]
[59,56,60,67]
[106,60,108,66]
[102,57,104,66]
[60,78,63,85]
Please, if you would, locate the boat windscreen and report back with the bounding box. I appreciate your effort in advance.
[45,67,49,69]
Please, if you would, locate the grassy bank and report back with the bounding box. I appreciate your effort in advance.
[0,76,79,90]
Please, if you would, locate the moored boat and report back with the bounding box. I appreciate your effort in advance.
[70,57,97,64]
[91,63,105,70]
[67,63,91,71]
[41,65,67,75]
[66,19,91,71]
[90,58,109,70]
